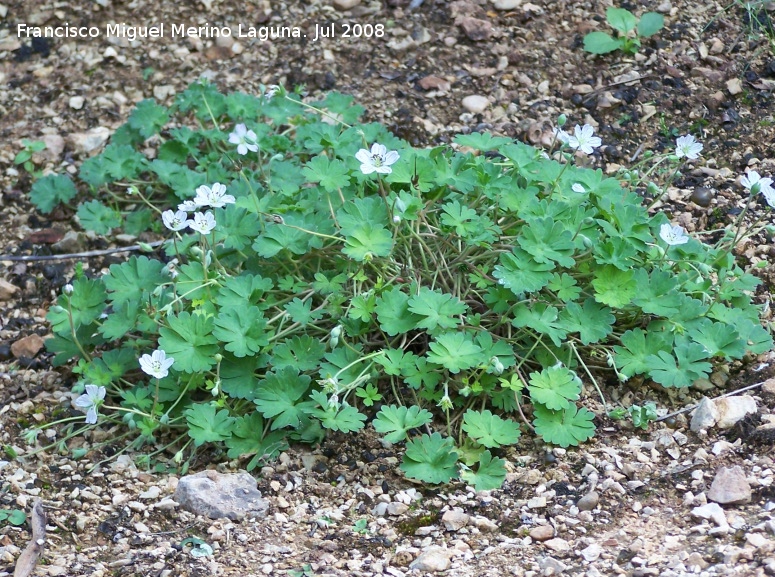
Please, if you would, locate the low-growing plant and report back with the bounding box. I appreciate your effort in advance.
[14,139,46,178]
[0,509,27,527]
[25,81,773,490]
[584,7,664,55]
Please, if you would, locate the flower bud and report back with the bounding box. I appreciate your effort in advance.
[63,284,74,295]
[489,356,504,375]
[557,114,567,127]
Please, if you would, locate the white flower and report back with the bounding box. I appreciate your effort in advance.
[659,223,690,246]
[741,170,775,207]
[554,127,570,144]
[162,209,190,231]
[178,200,198,212]
[265,84,280,99]
[63,284,74,295]
[355,143,400,175]
[139,349,175,379]
[189,211,216,234]
[675,134,703,160]
[228,123,259,155]
[73,385,106,424]
[566,124,602,155]
[571,183,586,193]
[193,183,235,208]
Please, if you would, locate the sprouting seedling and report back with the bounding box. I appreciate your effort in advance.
[584,7,664,55]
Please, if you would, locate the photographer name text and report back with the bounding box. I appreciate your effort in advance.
[17,22,385,42]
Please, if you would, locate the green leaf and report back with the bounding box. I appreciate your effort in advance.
[518,217,576,267]
[348,292,376,322]
[99,144,149,181]
[375,287,422,336]
[646,342,712,388]
[128,99,170,138]
[254,368,315,430]
[336,197,388,236]
[583,31,623,54]
[103,255,166,306]
[688,320,746,361]
[47,277,106,333]
[7,509,27,526]
[460,450,507,491]
[29,174,78,214]
[225,412,288,464]
[308,395,367,433]
[547,273,581,302]
[612,328,672,378]
[557,299,614,345]
[631,269,684,316]
[213,306,269,357]
[592,266,636,308]
[533,404,596,448]
[158,312,219,373]
[217,273,273,309]
[511,303,567,347]
[373,405,433,443]
[528,366,581,411]
[440,200,481,238]
[342,224,393,261]
[408,288,467,333]
[637,12,664,37]
[217,206,261,251]
[272,336,326,371]
[427,332,484,374]
[185,404,236,446]
[493,248,554,296]
[453,133,512,151]
[462,409,521,448]
[284,297,323,326]
[606,7,638,33]
[302,156,351,192]
[400,433,459,484]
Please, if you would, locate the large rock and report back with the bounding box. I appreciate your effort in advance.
[409,546,452,572]
[715,395,757,429]
[174,470,269,521]
[690,397,719,432]
[11,334,45,359]
[707,466,752,505]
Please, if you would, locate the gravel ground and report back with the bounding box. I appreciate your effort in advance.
[1,0,775,575]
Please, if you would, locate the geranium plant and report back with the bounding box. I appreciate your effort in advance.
[25,81,772,489]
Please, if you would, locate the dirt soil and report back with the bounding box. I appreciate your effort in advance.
[1,0,775,575]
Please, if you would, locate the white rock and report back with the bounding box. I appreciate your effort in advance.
[462,95,489,114]
[69,96,85,110]
[442,509,470,531]
[409,546,452,572]
[67,126,111,154]
[544,538,571,553]
[580,542,602,562]
[727,77,743,95]
[715,395,757,429]
[139,486,161,500]
[333,0,361,9]
[690,397,718,432]
[691,502,729,528]
[707,466,752,505]
[492,0,521,9]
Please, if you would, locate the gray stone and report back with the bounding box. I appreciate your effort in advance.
[441,509,470,531]
[538,557,568,574]
[690,397,718,432]
[691,502,728,528]
[67,126,111,154]
[174,470,269,521]
[458,17,493,41]
[409,546,452,572]
[715,395,757,429]
[577,491,599,511]
[580,542,602,562]
[333,0,360,10]
[0,279,18,301]
[462,95,489,114]
[544,538,571,553]
[529,524,554,542]
[707,466,752,505]
[492,0,521,9]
